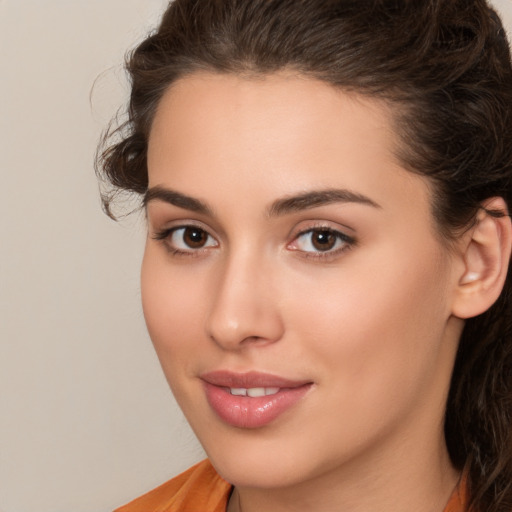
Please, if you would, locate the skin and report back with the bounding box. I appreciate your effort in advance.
[142,72,466,512]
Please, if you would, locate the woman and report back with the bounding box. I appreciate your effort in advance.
[97,0,512,511]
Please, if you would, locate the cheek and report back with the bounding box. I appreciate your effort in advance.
[140,247,208,376]
[284,244,452,408]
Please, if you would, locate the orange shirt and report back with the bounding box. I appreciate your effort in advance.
[114,460,230,512]
[114,459,466,512]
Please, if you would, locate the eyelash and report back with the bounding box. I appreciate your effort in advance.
[288,227,356,260]
[153,225,218,257]
[152,225,356,259]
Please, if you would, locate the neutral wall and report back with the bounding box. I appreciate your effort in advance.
[1,1,511,511]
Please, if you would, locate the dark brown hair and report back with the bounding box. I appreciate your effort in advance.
[97,1,512,510]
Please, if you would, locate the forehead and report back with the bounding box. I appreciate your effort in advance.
[149,72,396,157]
[147,72,430,218]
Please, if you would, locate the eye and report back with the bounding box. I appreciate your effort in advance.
[154,225,218,253]
[289,227,354,255]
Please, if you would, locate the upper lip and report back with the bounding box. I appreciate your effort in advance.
[200,370,312,389]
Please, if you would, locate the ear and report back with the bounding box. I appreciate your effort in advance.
[451,197,512,319]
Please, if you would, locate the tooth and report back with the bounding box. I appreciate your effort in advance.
[247,387,266,398]
[247,388,266,398]
[230,387,281,397]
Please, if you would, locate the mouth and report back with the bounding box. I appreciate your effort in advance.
[200,371,313,429]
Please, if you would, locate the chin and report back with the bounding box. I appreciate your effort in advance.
[211,454,311,489]
[197,423,341,490]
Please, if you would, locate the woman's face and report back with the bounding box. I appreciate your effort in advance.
[142,73,464,489]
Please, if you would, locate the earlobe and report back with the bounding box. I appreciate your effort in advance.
[451,197,512,319]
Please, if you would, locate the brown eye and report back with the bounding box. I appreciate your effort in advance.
[166,226,218,251]
[183,227,209,248]
[289,227,354,256]
[311,229,337,251]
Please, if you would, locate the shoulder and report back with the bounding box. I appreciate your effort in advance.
[114,459,232,512]
[443,476,468,512]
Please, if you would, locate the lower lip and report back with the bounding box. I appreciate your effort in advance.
[203,382,312,429]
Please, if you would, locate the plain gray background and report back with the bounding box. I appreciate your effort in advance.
[1,1,511,511]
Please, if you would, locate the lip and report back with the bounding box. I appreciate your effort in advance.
[201,371,313,429]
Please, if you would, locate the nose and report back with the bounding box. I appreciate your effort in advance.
[205,251,284,350]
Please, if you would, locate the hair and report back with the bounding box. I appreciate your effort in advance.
[97,0,512,510]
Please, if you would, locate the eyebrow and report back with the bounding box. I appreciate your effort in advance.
[268,189,381,216]
[144,186,212,215]
[143,186,381,216]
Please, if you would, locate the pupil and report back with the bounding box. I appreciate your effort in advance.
[312,230,335,251]
[184,227,206,248]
